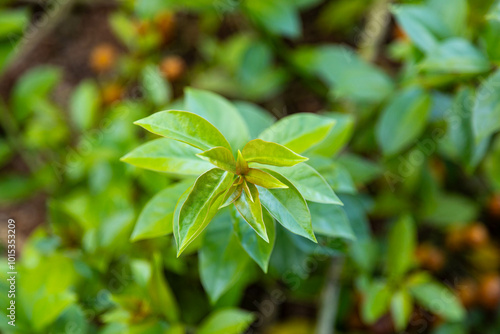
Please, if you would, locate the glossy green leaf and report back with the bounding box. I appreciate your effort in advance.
[233,207,275,272]
[185,88,250,152]
[242,139,308,167]
[134,110,232,151]
[391,289,413,332]
[69,80,100,131]
[387,215,416,281]
[220,183,243,208]
[420,38,490,74]
[177,168,234,255]
[121,138,213,175]
[131,182,192,242]
[257,169,316,242]
[307,112,355,157]
[198,308,255,334]
[199,211,252,303]
[259,113,336,154]
[376,87,432,156]
[309,202,354,240]
[408,280,465,321]
[361,280,392,324]
[473,70,500,143]
[244,168,288,189]
[197,146,237,173]
[241,180,254,202]
[264,163,342,204]
[234,182,268,242]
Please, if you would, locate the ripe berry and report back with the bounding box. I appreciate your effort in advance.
[90,43,117,73]
[160,56,186,81]
[478,274,500,310]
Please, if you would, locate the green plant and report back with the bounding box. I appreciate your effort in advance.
[122,88,344,265]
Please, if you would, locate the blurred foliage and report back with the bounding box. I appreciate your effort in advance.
[1,0,500,333]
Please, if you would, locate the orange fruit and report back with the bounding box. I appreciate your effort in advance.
[154,11,175,42]
[478,274,500,310]
[415,244,445,272]
[489,194,500,217]
[464,223,489,248]
[160,56,186,81]
[455,279,478,308]
[90,43,117,73]
[102,83,123,105]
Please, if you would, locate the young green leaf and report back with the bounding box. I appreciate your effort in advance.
[199,211,251,303]
[264,163,342,204]
[197,146,237,173]
[258,113,336,153]
[220,183,243,208]
[236,150,249,175]
[198,308,255,334]
[121,138,213,175]
[257,169,316,242]
[241,180,254,202]
[376,87,431,156]
[242,139,308,167]
[134,110,232,151]
[233,207,275,272]
[131,181,192,242]
[306,112,355,157]
[386,215,416,281]
[234,182,268,242]
[177,168,234,255]
[244,168,288,189]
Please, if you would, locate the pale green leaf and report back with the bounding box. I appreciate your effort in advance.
[134,110,232,151]
[244,168,288,189]
[121,138,213,175]
[259,113,336,153]
[242,139,308,167]
[177,168,234,255]
[243,0,301,38]
[234,182,268,242]
[257,169,316,242]
[234,101,275,139]
[197,146,237,173]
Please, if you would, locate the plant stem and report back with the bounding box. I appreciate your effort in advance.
[315,256,345,334]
